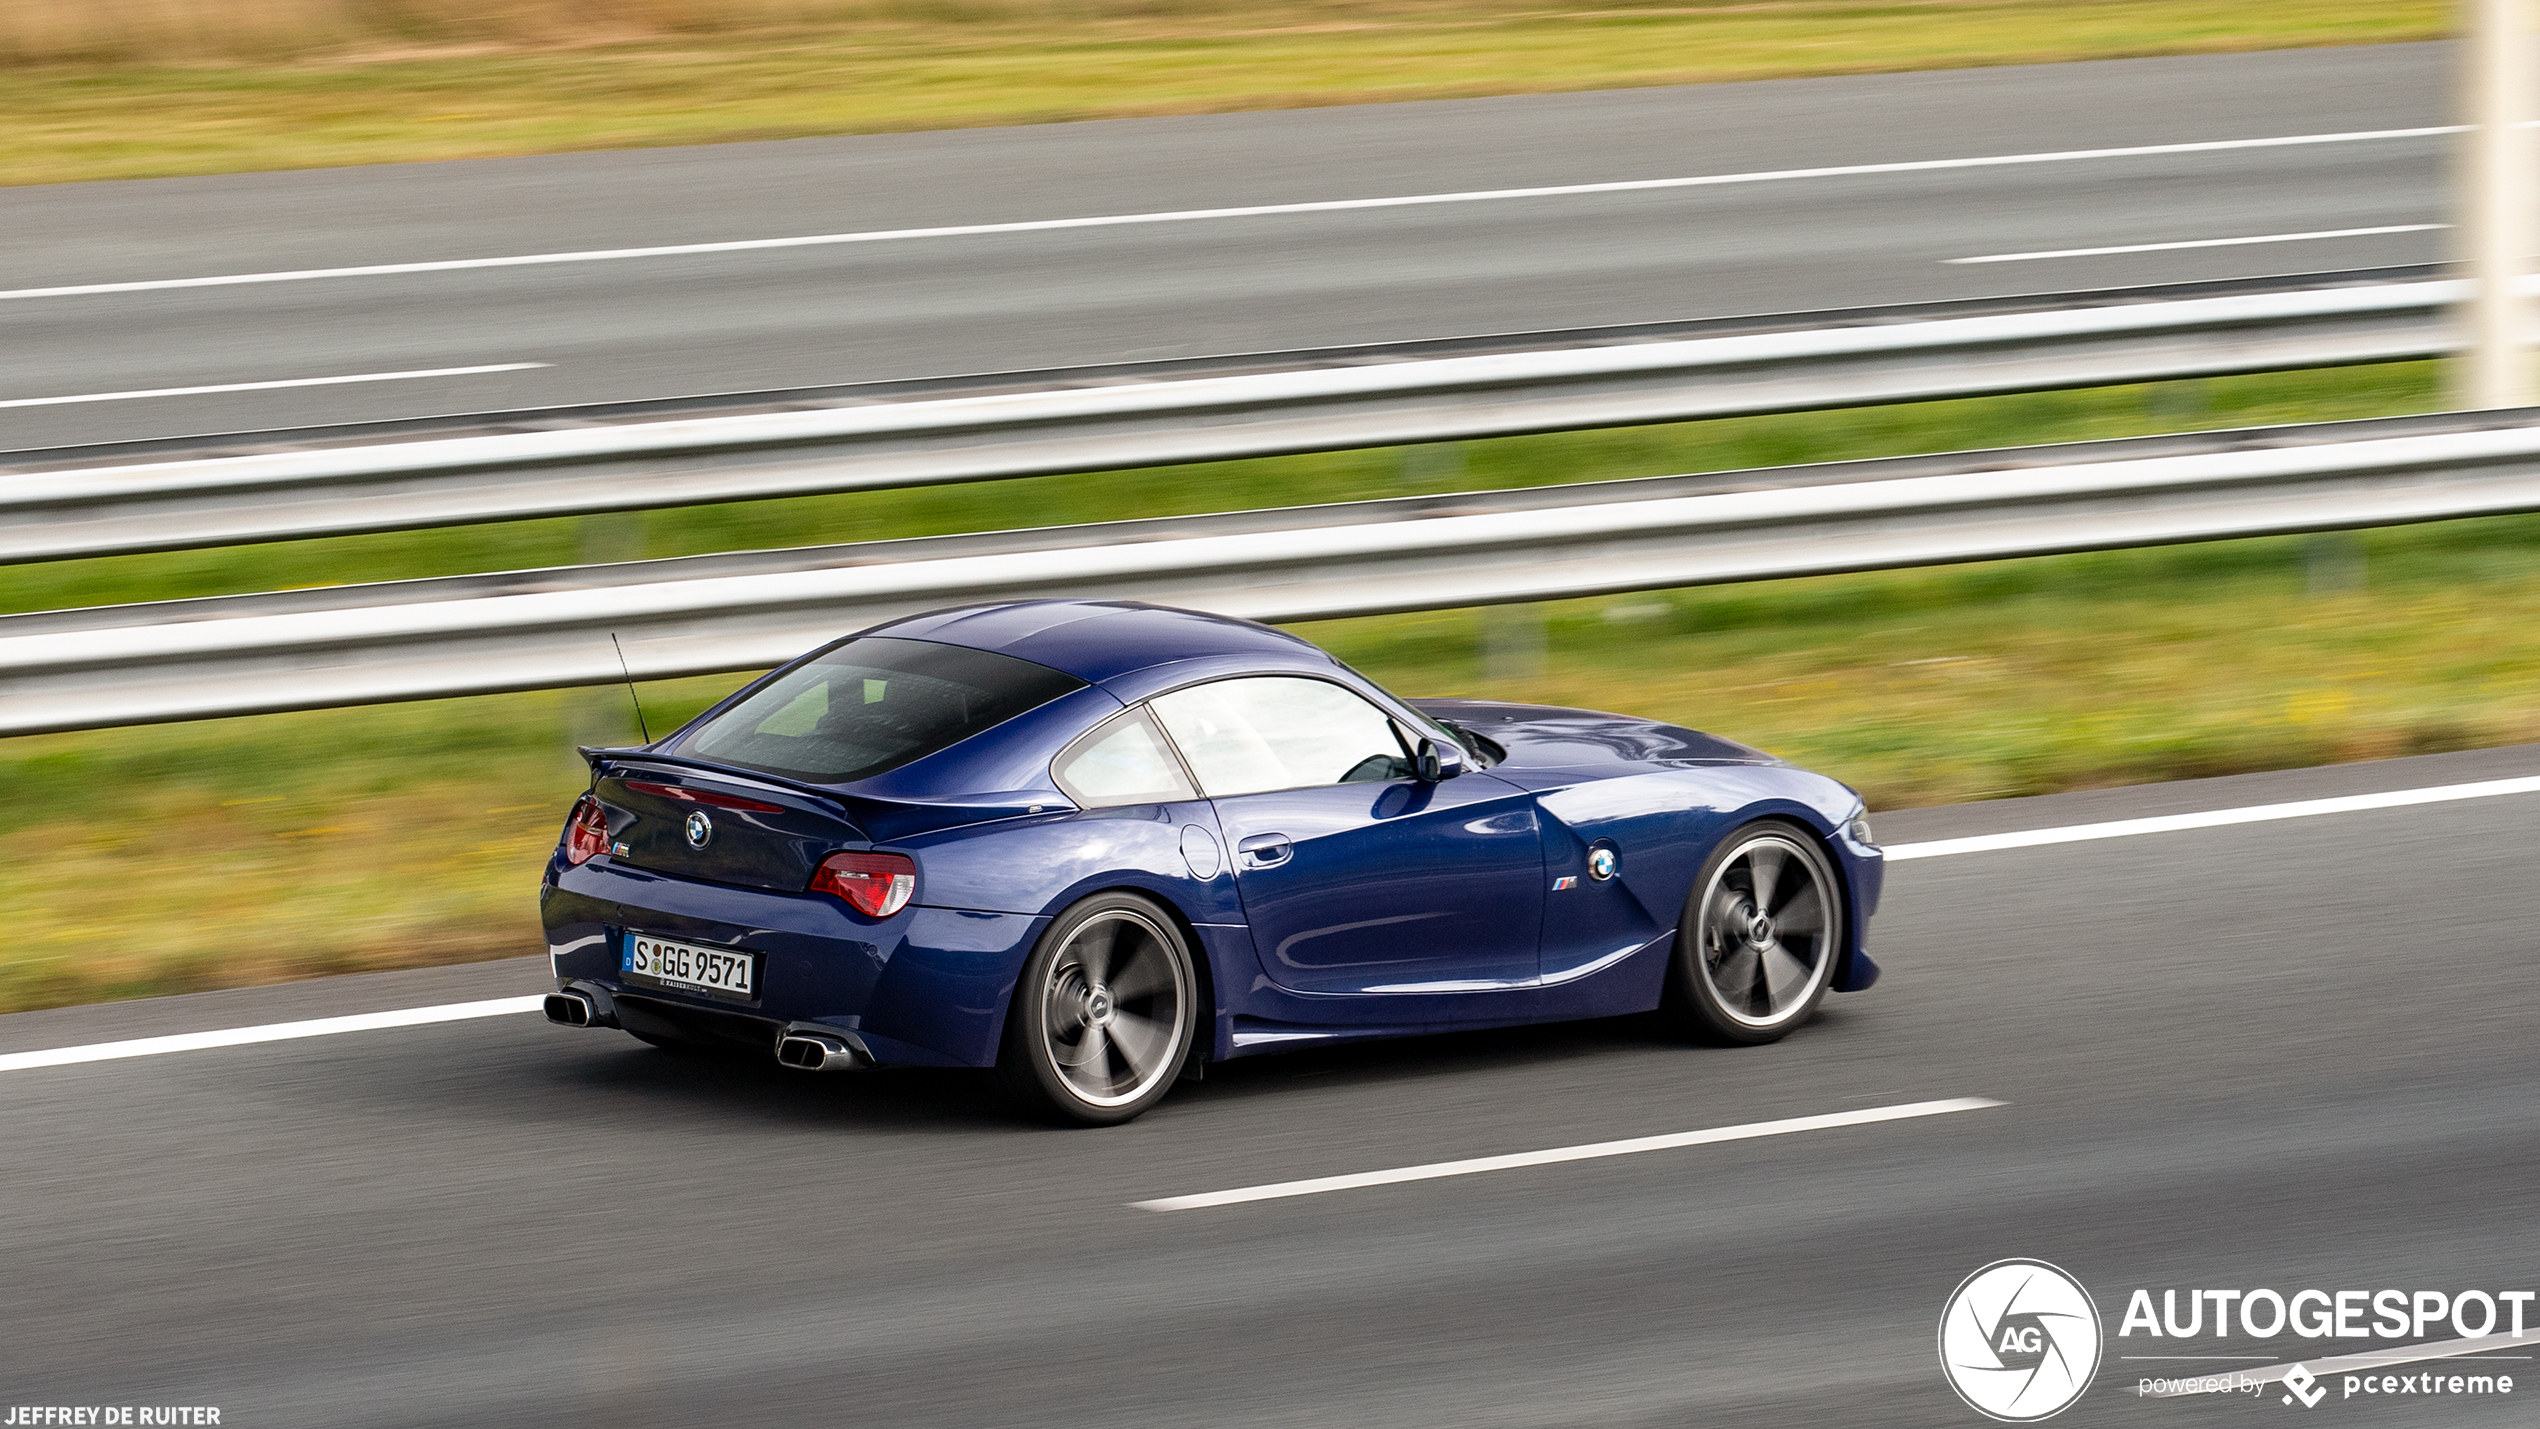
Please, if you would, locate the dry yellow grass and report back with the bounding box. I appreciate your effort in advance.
[0,1,2451,185]
[12,0,2422,64]
[11,0,858,63]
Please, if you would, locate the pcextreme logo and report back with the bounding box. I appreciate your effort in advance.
[1939,1259,2104,1421]
[2284,1365,2328,1408]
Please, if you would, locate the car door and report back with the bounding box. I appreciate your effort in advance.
[1148,675,1544,995]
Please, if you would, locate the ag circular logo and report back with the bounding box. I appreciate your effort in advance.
[1938,1259,2101,1421]
[683,810,713,849]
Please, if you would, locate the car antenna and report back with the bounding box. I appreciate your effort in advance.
[610,633,653,745]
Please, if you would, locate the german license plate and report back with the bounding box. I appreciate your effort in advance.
[624,934,757,999]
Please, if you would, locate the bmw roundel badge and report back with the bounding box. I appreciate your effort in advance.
[684,810,713,849]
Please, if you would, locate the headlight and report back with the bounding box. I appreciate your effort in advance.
[1845,815,1877,848]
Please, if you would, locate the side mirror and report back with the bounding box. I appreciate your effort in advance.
[1415,737,1465,782]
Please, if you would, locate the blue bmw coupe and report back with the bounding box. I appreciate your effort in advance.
[542,600,1882,1123]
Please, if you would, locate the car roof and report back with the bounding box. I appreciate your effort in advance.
[866,600,1328,684]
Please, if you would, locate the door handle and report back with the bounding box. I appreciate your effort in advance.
[1236,833,1293,869]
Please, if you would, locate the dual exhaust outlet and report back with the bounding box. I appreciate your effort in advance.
[774,1027,871,1072]
[543,989,611,1028]
[546,986,868,1071]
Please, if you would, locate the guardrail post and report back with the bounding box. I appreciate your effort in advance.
[2304,531,2368,594]
[2144,377,2211,423]
[2459,0,2536,408]
[1400,441,1466,490]
[1482,604,1549,686]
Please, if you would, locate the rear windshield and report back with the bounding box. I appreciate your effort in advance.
[680,637,1084,784]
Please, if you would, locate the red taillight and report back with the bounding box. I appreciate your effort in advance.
[564,795,609,867]
[810,851,916,918]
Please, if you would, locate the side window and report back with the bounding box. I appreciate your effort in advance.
[1052,708,1198,808]
[1149,677,1410,798]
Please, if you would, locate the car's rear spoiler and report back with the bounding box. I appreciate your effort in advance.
[577,745,861,815]
[576,745,1063,843]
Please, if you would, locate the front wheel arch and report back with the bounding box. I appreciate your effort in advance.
[1698,800,1868,995]
[1663,817,1846,1046]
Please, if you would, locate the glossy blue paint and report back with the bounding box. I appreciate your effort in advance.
[1213,773,1542,994]
[545,855,1045,1065]
[873,601,1316,685]
[588,766,852,892]
[539,599,1886,1071]
[903,798,1245,926]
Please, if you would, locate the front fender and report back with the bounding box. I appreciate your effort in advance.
[1531,762,1881,997]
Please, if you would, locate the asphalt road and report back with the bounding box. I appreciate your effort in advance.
[0,43,2457,452]
[4,743,2535,1427]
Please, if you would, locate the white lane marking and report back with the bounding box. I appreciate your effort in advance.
[2140,1328,2537,1396]
[0,125,2463,303]
[0,996,545,1074]
[1884,775,2540,861]
[1948,223,2447,264]
[0,362,547,409]
[1131,1096,2003,1210]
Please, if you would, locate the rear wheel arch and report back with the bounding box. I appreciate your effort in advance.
[1138,891,1222,1065]
[1038,882,1218,1025]
[998,887,1205,1125]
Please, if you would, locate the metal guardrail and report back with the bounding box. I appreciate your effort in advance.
[0,271,2484,565]
[7,409,2538,737]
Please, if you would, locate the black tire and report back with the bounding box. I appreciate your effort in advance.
[999,892,1199,1126]
[1666,819,1845,1045]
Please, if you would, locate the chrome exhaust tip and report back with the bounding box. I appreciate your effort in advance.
[775,1028,870,1072]
[544,990,600,1027]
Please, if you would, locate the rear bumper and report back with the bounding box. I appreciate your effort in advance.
[542,856,1046,1066]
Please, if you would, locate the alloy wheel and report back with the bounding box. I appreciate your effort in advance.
[1038,908,1190,1108]
[1695,832,1836,1030]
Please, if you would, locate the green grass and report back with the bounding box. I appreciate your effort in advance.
[0,1,2450,186]
[1311,518,2540,808]
[15,359,2540,1016]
